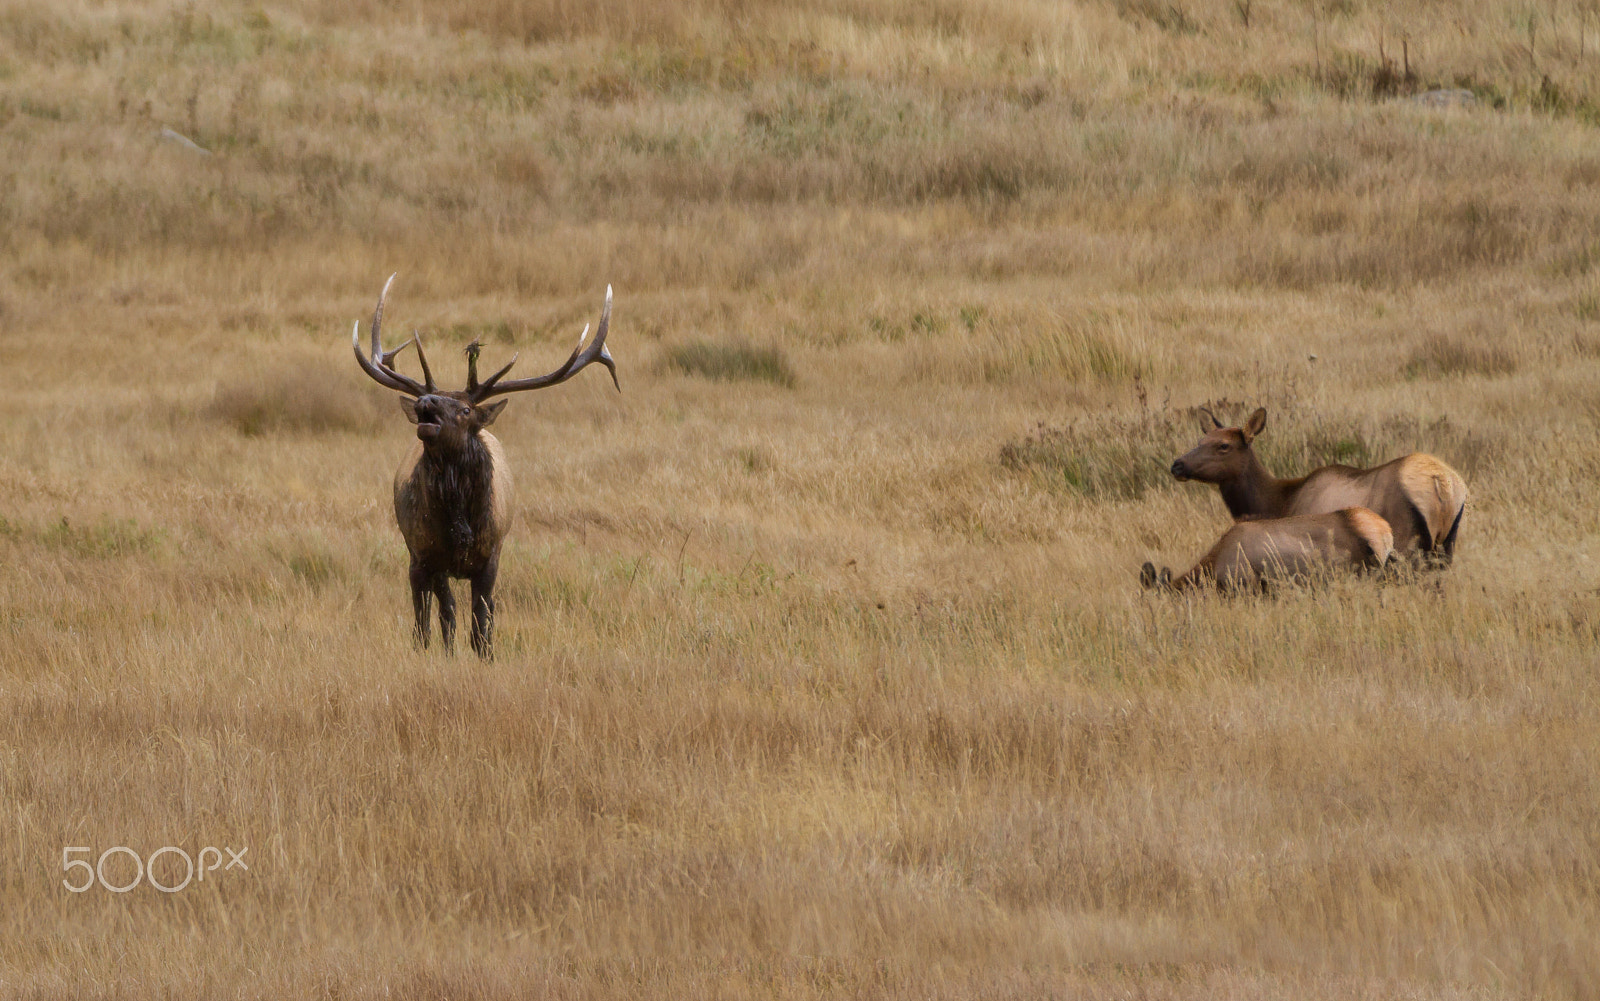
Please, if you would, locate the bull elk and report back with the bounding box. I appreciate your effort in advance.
[1171,407,1467,565]
[352,274,618,658]
[1140,508,1394,592]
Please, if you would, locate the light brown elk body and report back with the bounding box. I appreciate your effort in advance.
[1141,508,1394,592]
[1170,407,1467,565]
[352,275,618,658]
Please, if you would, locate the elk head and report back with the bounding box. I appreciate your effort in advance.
[1169,406,1266,484]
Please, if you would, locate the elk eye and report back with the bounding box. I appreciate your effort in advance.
[1217,444,1231,452]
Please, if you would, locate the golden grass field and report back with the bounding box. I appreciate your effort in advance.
[3,0,1600,996]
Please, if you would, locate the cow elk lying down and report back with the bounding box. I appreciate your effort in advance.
[1171,407,1466,566]
[352,274,619,658]
[1140,508,1394,592]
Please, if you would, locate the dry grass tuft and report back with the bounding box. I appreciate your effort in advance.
[1404,335,1520,381]
[208,368,390,436]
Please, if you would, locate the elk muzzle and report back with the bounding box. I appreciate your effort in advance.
[1170,459,1190,481]
[411,396,444,442]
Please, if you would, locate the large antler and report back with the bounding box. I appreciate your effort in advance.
[352,276,618,400]
[465,285,619,402]
[352,273,437,398]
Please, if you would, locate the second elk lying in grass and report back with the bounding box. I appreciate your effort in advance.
[1141,508,1394,592]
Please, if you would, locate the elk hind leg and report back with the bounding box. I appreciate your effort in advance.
[1401,502,1453,572]
[1433,505,1465,567]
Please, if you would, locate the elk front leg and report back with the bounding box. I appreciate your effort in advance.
[433,574,457,652]
[469,556,499,660]
[409,560,433,648]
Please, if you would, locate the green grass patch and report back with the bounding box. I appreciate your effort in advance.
[662,341,796,387]
[287,547,342,588]
[40,517,165,558]
[266,537,348,590]
[1114,0,1199,35]
[1001,412,1186,501]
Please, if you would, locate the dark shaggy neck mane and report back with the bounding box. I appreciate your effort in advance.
[420,433,495,554]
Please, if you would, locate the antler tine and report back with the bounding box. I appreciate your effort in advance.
[594,284,619,390]
[379,337,414,367]
[474,354,519,396]
[412,329,437,394]
[470,284,619,401]
[353,322,422,395]
[370,272,396,361]
[462,337,521,396]
[351,273,429,397]
[465,338,483,392]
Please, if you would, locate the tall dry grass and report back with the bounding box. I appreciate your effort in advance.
[2,1,1600,998]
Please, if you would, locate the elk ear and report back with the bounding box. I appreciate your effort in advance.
[477,399,509,427]
[399,397,420,424]
[1140,562,1157,589]
[1243,407,1267,443]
